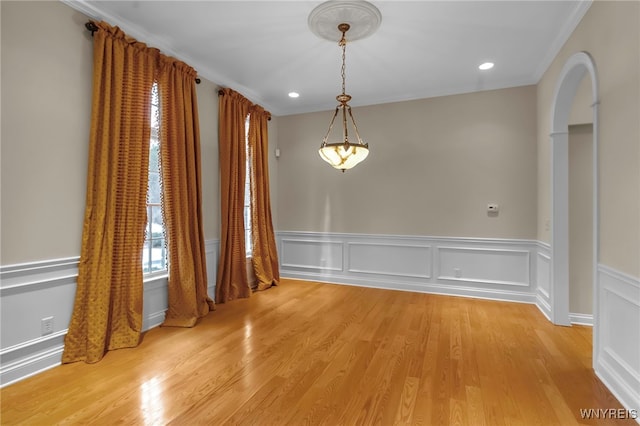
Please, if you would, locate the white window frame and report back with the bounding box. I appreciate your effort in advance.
[143,82,168,275]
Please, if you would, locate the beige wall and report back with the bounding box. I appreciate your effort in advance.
[277,86,538,239]
[196,80,220,240]
[569,124,593,314]
[1,1,92,264]
[269,117,279,229]
[568,74,593,126]
[0,1,222,265]
[536,1,640,277]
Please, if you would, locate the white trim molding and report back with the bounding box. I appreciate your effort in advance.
[569,313,593,326]
[535,242,552,321]
[549,51,599,329]
[0,331,67,388]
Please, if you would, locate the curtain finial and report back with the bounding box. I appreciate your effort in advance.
[85,21,98,37]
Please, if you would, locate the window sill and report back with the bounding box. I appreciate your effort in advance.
[143,271,168,284]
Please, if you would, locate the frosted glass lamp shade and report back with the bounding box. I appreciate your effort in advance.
[319,142,369,171]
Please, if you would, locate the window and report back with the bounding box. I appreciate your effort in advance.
[244,114,252,257]
[142,83,167,274]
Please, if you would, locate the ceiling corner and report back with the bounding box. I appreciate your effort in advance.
[533,0,593,83]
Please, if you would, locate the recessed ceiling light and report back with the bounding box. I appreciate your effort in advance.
[288,92,300,98]
[479,62,494,71]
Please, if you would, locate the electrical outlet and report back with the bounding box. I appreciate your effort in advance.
[454,268,462,278]
[41,317,54,336]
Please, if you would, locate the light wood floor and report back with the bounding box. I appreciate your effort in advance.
[1,278,632,425]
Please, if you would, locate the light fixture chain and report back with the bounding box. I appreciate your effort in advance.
[340,32,347,95]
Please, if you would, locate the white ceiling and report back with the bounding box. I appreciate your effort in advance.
[64,0,591,116]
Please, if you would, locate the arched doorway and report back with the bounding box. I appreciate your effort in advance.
[549,52,599,362]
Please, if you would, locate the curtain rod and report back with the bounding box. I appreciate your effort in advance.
[84,22,200,84]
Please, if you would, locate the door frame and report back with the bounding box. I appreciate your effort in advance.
[549,51,599,364]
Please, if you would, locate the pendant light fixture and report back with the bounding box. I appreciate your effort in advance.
[309,1,381,172]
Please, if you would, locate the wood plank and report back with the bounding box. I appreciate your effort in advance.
[1,279,634,425]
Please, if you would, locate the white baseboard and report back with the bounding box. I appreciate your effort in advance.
[569,313,593,326]
[0,330,66,387]
[536,293,552,321]
[285,272,537,305]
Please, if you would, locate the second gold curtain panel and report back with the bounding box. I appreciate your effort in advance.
[159,58,215,327]
[216,90,280,302]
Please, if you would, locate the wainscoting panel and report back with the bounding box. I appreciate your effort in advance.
[536,243,552,321]
[281,238,343,272]
[347,242,431,279]
[437,246,530,287]
[0,238,220,387]
[277,232,538,303]
[596,265,640,413]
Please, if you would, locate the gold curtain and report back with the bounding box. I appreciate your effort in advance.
[63,22,157,364]
[158,57,215,327]
[216,89,251,303]
[248,105,280,290]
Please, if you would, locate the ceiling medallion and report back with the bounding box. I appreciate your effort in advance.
[308,1,382,42]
